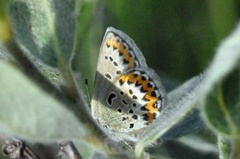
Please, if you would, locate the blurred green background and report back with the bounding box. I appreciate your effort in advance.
[74,0,239,93]
[0,0,239,91]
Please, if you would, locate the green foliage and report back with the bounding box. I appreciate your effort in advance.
[0,0,239,158]
[0,60,86,140]
[218,135,232,159]
[8,0,78,67]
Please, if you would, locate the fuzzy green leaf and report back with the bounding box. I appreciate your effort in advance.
[158,76,205,142]
[204,68,240,136]
[200,22,240,97]
[0,43,12,61]
[0,60,86,141]
[8,0,77,66]
[201,22,240,137]
[198,22,240,159]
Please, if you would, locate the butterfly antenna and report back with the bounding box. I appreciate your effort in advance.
[85,79,91,105]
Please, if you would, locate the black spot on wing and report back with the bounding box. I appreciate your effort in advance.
[107,93,116,105]
[129,89,133,94]
[118,108,122,113]
[129,123,134,128]
[119,79,124,86]
[132,95,138,100]
[129,109,134,114]
[122,99,128,105]
[116,70,121,74]
[132,115,138,120]
[105,73,112,80]
[113,61,118,66]
[109,56,113,61]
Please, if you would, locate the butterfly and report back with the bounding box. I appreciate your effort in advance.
[91,27,167,142]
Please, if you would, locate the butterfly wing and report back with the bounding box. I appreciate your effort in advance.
[91,27,167,141]
[94,27,147,81]
[92,27,147,118]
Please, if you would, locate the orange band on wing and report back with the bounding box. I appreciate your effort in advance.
[106,39,135,68]
[118,72,160,123]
